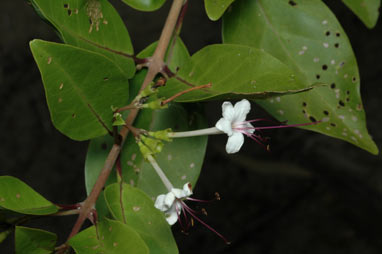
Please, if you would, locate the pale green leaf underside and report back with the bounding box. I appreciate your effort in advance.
[0,176,58,215]
[104,183,178,254]
[160,44,315,102]
[121,0,166,11]
[15,226,57,254]
[223,0,378,154]
[30,0,135,77]
[342,0,381,28]
[69,219,149,254]
[30,39,130,141]
[204,0,235,21]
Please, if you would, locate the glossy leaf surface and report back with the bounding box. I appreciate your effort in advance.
[69,219,149,254]
[121,0,166,11]
[15,226,57,254]
[30,40,130,141]
[30,0,135,77]
[0,176,58,215]
[204,0,235,20]
[343,0,381,28]
[160,44,315,102]
[104,183,178,254]
[223,0,378,154]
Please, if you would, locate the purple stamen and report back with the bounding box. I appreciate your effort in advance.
[180,200,231,244]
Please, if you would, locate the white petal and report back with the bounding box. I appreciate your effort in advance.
[221,101,235,121]
[164,192,176,209]
[154,194,167,212]
[165,205,179,225]
[245,122,255,134]
[226,132,245,154]
[215,118,233,136]
[182,182,193,196]
[172,188,185,199]
[233,99,251,123]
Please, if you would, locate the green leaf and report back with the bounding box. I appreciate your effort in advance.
[30,0,135,77]
[15,226,57,254]
[342,0,381,28]
[121,0,166,11]
[223,0,378,154]
[104,183,178,254]
[69,219,149,254]
[30,39,130,141]
[204,0,235,21]
[160,44,315,102]
[68,226,102,254]
[0,176,58,215]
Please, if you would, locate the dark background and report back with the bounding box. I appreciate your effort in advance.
[1,0,382,253]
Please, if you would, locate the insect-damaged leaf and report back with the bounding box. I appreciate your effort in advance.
[0,176,58,215]
[223,0,378,154]
[29,0,135,77]
[30,40,129,141]
[160,44,316,102]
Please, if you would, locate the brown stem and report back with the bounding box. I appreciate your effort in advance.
[161,83,212,105]
[66,0,186,242]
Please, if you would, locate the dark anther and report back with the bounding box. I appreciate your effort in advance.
[338,100,345,107]
[302,102,307,107]
[330,83,336,89]
[288,0,297,6]
[309,116,317,122]
[352,77,357,82]
[325,31,330,36]
[330,123,336,127]
[64,3,69,8]
[334,43,339,48]
[316,74,320,79]
[323,110,329,115]
[336,32,340,37]
[67,9,72,16]
[322,64,328,70]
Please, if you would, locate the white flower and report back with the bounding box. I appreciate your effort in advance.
[154,182,192,225]
[215,99,255,154]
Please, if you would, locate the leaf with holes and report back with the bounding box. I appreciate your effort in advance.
[30,39,130,141]
[104,183,178,254]
[159,44,317,102]
[69,219,149,254]
[121,0,166,11]
[204,0,235,21]
[30,0,135,77]
[0,176,58,215]
[223,0,378,154]
[15,226,57,254]
[342,0,381,28]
